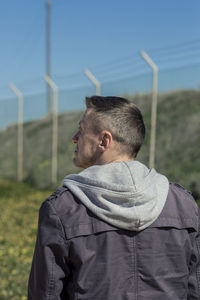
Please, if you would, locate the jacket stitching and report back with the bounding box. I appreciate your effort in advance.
[47,256,55,299]
[46,200,66,241]
[130,234,134,294]
[65,178,154,196]
[196,212,200,294]
[134,234,138,300]
[132,233,138,299]
[122,161,136,187]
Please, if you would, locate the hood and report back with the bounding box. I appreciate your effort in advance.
[63,161,169,231]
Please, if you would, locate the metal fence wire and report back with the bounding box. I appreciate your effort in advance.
[0,49,200,199]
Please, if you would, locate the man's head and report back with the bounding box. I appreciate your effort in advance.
[72,96,145,168]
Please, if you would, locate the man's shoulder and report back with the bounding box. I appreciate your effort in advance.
[43,186,84,216]
[169,182,197,206]
[41,186,119,239]
[153,182,199,231]
[41,186,97,231]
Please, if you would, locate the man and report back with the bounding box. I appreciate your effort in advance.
[28,96,200,300]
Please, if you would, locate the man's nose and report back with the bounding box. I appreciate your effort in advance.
[72,133,78,144]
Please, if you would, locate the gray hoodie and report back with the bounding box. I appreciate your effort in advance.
[63,160,169,231]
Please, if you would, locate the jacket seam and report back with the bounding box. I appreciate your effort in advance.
[47,256,55,299]
[132,234,138,299]
[122,161,136,187]
[157,216,198,221]
[130,235,134,295]
[65,178,154,196]
[196,214,200,294]
[135,234,138,300]
[46,199,66,241]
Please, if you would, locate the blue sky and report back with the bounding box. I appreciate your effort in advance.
[0,0,200,90]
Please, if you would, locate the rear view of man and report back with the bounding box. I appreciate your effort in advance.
[28,96,200,300]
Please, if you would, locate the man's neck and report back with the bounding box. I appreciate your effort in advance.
[95,155,134,166]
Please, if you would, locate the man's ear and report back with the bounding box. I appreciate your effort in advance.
[99,131,113,151]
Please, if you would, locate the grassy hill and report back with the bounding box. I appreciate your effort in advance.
[0,89,200,199]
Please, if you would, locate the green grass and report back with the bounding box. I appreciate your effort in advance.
[0,180,52,300]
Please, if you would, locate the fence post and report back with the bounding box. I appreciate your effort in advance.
[9,83,23,182]
[44,75,58,185]
[84,69,101,95]
[140,51,158,169]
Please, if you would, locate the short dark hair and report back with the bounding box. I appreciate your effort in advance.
[85,96,145,158]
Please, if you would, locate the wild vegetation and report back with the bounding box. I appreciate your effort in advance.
[0,179,52,300]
